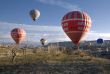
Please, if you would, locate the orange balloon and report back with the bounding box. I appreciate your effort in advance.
[61,11,92,45]
[11,28,26,44]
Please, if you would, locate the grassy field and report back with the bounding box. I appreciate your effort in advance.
[0,45,110,74]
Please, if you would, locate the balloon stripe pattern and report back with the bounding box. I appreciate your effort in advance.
[61,11,92,45]
[11,28,26,44]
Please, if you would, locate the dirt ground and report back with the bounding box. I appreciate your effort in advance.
[0,61,109,74]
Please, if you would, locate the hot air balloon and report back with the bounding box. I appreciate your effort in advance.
[29,9,40,21]
[61,11,92,45]
[40,38,46,46]
[97,38,104,44]
[11,28,26,44]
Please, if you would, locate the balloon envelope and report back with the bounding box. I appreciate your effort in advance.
[40,38,46,46]
[61,11,92,45]
[29,9,40,21]
[97,38,104,44]
[11,28,26,44]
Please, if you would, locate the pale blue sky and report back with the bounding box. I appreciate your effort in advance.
[0,0,110,43]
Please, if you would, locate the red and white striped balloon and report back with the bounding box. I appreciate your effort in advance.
[11,28,26,44]
[61,11,92,45]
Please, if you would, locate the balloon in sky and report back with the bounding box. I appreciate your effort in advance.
[97,38,104,44]
[11,28,26,44]
[40,38,46,46]
[29,9,40,21]
[61,11,92,45]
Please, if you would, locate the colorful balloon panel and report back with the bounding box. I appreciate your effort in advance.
[61,11,92,45]
[11,28,26,44]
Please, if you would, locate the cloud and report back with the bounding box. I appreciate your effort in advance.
[0,22,68,43]
[87,31,110,40]
[37,0,80,11]
[0,21,110,44]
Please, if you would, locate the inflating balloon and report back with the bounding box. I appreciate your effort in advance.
[29,9,40,21]
[97,38,104,44]
[40,38,46,46]
[11,28,26,44]
[61,11,92,45]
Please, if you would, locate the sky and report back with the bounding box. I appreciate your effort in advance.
[0,0,110,44]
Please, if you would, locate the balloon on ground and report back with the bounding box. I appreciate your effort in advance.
[61,11,92,45]
[97,38,104,44]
